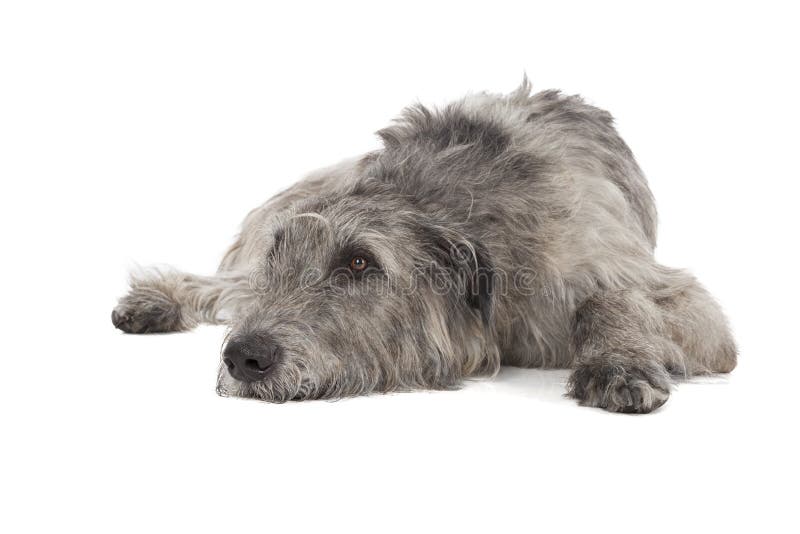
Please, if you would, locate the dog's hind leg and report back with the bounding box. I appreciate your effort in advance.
[565,268,737,413]
[111,270,254,334]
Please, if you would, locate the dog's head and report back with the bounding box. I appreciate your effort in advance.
[216,183,498,401]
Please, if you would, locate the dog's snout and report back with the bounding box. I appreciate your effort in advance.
[223,334,281,382]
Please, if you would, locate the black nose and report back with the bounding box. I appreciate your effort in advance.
[223,334,282,383]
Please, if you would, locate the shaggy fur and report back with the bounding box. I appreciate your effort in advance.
[112,80,736,413]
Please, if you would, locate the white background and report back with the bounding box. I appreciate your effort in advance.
[1,1,798,532]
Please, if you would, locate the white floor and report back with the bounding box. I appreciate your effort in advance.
[4,314,794,533]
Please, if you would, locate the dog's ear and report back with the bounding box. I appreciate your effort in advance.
[423,227,495,327]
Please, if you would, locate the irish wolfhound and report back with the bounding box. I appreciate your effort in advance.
[112,80,736,413]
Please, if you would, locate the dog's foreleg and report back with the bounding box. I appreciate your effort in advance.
[111,270,253,333]
[565,289,679,413]
[565,270,737,413]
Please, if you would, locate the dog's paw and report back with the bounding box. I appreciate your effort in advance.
[111,287,186,334]
[566,357,671,414]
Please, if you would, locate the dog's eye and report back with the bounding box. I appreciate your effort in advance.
[349,256,368,271]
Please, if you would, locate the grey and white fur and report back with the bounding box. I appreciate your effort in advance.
[112,80,736,413]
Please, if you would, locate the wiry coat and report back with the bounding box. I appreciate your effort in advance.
[113,80,736,413]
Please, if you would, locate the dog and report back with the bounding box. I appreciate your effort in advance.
[112,80,736,413]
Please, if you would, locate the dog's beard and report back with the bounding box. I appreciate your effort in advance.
[216,360,313,402]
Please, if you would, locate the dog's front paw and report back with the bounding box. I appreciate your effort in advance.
[567,357,671,414]
[111,287,186,334]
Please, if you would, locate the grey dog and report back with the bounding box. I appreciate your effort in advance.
[112,80,736,413]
